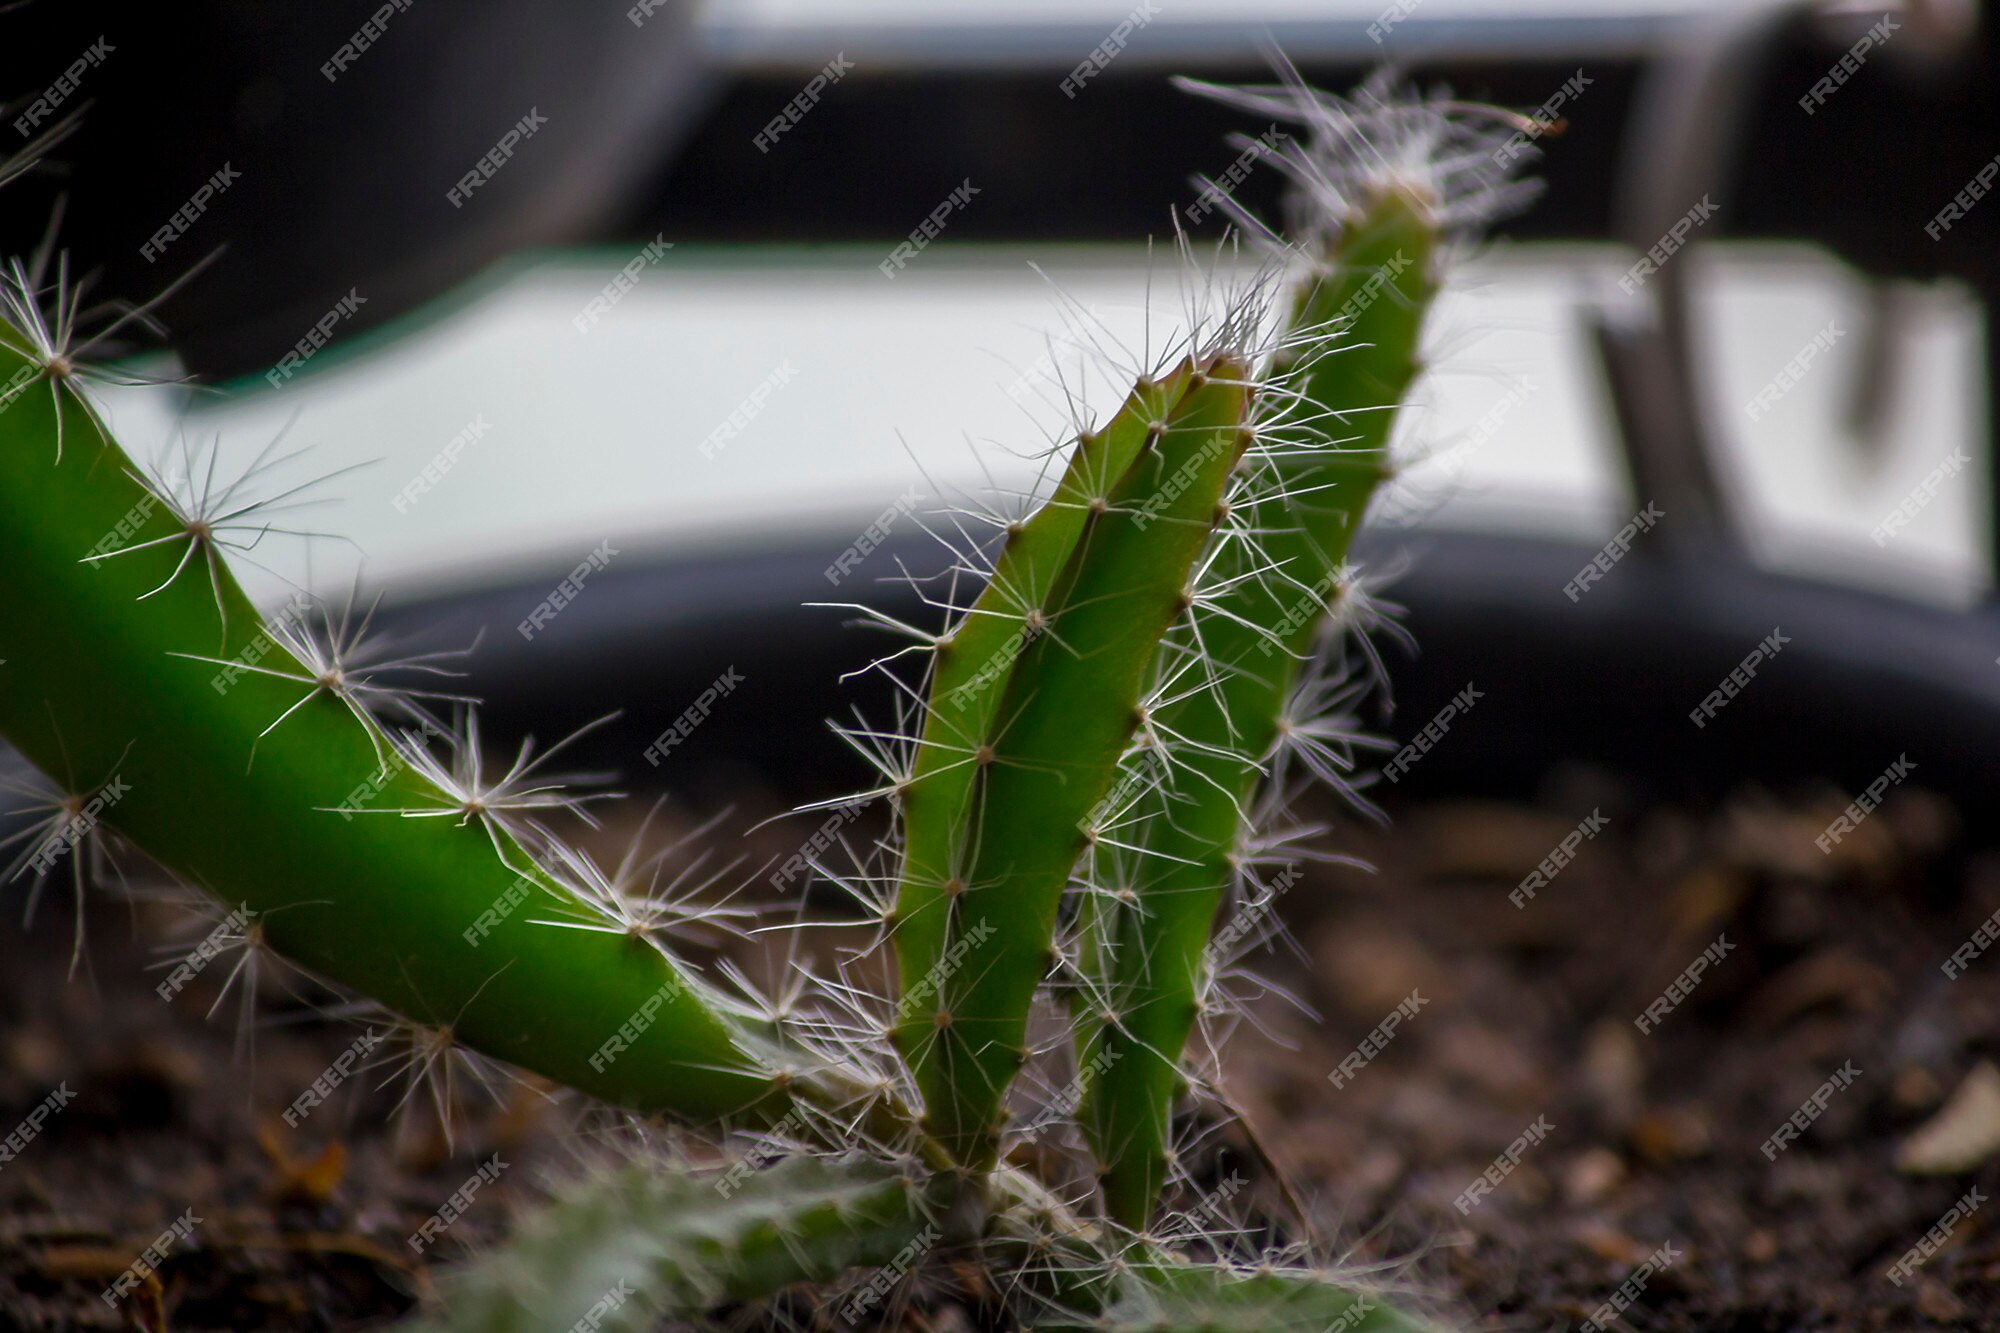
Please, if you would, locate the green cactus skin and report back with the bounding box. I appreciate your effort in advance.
[0,320,811,1126]
[1084,1258,1442,1333]
[410,1154,959,1333]
[988,1210,1444,1333]
[891,366,1191,1033]
[901,355,1252,1169]
[1078,184,1440,1228]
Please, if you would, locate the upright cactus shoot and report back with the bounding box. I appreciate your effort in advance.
[1071,74,1537,1229]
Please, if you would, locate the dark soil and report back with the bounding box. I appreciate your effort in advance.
[2,780,1997,1330]
[1222,780,2000,1331]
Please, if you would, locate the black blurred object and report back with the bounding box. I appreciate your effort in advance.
[372,526,2000,838]
[660,8,1995,293]
[2,4,1994,378]
[0,1,711,381]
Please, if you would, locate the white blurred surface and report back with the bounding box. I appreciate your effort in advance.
[697,0,1748,65]
[96,243,1986,608]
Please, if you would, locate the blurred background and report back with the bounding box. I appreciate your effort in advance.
[2,0,1995,799]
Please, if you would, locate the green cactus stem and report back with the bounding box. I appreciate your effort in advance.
[899,353,1253,1169]
[0,315,856,1132]
[890,365,1192,1032]
[1078,179,1441,1228]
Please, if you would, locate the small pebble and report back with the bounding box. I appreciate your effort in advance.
[1563,1147,1625,1206]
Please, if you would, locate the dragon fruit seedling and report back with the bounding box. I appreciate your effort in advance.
[0,65,1531,1331]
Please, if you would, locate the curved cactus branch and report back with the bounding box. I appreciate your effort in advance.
[0,317,860,1132]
